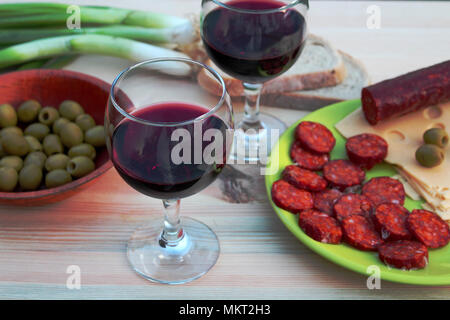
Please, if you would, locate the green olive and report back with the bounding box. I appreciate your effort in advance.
[43,134,63,156]
[84,126,105,147]
[416,144,445,168]
[19,164,43,190]
[45,153,70,171]
[423,128,449,149]
[75,114,96,132]
[17,100,41,123]
[1,132,29,156]
[0,167,18,191]
[1,126,23,138]
[24,151,47,169]
[45,169,72,188]
[66,156,95,178]
[0,104,18,128]
[59,100,84,120]
[0,138,4,158]
[52,117,70,135]
[60,122,83,148]
[0,155,23,172]
[24,123,50,141]
[68,143,96,160]
[38,106,60,126]
[24,135,43,152]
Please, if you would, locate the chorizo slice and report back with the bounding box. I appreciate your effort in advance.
[407,209,450,248]
[295,121,336,154]
[299,209,342,244]
[290,141,329,171]
[271,180,313,214]
[378,240,428,270]
[313,188,343,216]
[346,133,388,169]
[341,215,383,251]
[323,160,365,190]
[333,193,373,222]
[362,176,405,207]
[373,203,412,241]
[282,165,327,192]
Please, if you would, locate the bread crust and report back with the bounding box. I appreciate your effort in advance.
[261,51,370,110]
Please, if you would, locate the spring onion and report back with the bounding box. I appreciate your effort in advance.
[0,3,191,29]
[0,25,196,46]
[42,55,78,69]
[17,59,49,70]
[0,35,192,75]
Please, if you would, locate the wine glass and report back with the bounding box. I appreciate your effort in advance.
[201,0,309,161]
[105,58,233,284]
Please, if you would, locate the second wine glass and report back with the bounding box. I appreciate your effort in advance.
[201,0,309,161]
[105,58,233,284]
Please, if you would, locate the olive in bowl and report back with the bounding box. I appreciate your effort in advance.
[0,69,112,204]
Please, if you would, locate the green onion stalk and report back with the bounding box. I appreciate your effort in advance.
[0,35,193,75]
[0,25,196,46]
[0,3,194,30]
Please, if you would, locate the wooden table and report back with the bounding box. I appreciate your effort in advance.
[1,0,449,299]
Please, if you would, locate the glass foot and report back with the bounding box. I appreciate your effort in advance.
[230,112,287,162]
[127,217,220,284]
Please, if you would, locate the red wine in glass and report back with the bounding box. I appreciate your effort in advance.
[202,0,307,83]
[111,102,228,200]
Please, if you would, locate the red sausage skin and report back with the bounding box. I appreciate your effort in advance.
[362,60,450,125]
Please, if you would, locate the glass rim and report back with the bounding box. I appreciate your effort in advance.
[210,0,307,14]
[110,57,227,127]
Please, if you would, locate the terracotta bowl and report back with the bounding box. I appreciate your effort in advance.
[0,69,112,205]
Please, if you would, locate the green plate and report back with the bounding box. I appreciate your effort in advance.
[265,99,450,286]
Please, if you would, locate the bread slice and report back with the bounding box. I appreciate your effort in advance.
[261,51,370,110]
[197,34,346,97]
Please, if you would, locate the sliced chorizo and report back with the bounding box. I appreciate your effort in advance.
[346,133,388,169]
[378,240,428,270]
[373,203,412,241]
[323,160,365,190]
[407,209,450,248]
[362,176,405,207]
[282,165,327,192]
[290,141,329,171]
[333,193,373,222]
[313,188,343,216]
[341,215,383,251]
[271,180,313,214]
[295,121,336,154]
[298,209,342,244]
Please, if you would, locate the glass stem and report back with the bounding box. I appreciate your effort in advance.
[159,199,184,247]
[241,82,264,130]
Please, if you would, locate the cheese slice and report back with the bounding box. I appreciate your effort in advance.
[396,167,450,220]
[336,102,450,222]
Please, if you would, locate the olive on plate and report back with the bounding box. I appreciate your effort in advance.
[423,128,449,149]
[416,144,445,168]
